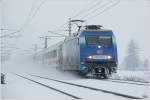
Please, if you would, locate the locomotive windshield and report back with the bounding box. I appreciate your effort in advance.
[86,35,112,47]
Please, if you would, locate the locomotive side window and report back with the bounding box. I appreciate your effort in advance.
[86,35,112,47]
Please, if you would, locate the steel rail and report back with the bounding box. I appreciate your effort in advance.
[14,73,81,99]
[29,74,144,99]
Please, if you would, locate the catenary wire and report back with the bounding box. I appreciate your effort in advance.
[84,0,120,20]
[79,0,112,20]
[72,0,103,19]
[1,0,45,38]
[54,0,104,32]
[20,0,45,31]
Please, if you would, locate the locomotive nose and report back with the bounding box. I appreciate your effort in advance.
[96,50,103,54]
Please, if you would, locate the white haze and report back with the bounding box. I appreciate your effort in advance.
[0,0,150,64]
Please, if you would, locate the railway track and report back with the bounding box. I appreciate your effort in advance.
[110,78,149,84]
[14,74,81,99]
[107,79,149,86]
[28,74,145,99]
[85,76,149,86]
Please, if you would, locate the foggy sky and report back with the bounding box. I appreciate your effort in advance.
[0,0,150,64]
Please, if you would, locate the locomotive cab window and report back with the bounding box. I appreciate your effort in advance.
[86,35,112,47]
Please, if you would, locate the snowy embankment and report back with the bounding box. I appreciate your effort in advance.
[112,70,149,83]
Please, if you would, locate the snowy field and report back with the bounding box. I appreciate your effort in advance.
[112,70,149,83]
[1,55,150,99]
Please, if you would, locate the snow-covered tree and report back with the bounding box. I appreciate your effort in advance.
[143,59,149,71]
[123,40,142,70]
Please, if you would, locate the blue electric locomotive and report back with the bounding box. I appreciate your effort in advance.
[35,25,118,78]
[79,25,118,78]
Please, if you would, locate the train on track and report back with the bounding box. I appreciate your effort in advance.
[35,25,118,78]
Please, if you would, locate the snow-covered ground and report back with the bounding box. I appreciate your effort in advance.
[2,73,73,99]
[112,70,149,82]
[1,55,150,99]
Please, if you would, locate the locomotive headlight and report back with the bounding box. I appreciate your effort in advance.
[86,55,93,60]
[88,56,93,59]
[107,56,112,60]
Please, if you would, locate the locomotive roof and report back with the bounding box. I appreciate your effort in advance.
[81,29,112,32]
[81,25,112,32]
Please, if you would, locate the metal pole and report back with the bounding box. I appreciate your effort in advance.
[40,36,50,49]
[68,18,71,36]
[45,37,48,48]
